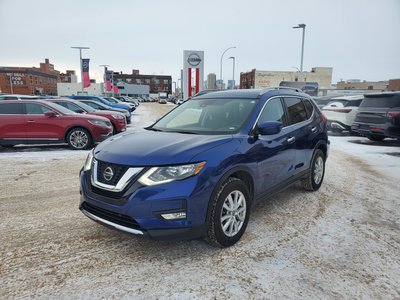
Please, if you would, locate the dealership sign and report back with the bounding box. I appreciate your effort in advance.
[183,50,204,100]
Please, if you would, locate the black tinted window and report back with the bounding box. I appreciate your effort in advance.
[83,101,102,109]
[54,101,81,112]
[303,99,314,118]
[284,97,308,124]
[0,103,24,114]
[258,98,287,125]
[26,103,51,115]
[360,95,400,108]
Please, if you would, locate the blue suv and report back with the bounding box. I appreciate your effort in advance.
[69,95,132,113]
[79,88,329,247]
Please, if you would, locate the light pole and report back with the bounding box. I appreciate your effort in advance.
[228,56,235,89]
[177,78,182,98]
[219,46,236,89]
[292,24,306,72]
[172,81,176,96]
[99,64,110,95]
[71,46,90,92]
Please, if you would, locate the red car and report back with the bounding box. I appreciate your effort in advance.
[45,98,127,134]
[0,100,113,150]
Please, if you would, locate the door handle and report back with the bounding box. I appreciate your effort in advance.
[27,120,36,123]
[287,136,296,143]
[311,126,317,133]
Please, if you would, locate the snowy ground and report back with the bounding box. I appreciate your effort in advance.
[1,103,399,299]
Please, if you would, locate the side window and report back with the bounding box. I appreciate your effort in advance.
[84,101,101,109]
[0,103,24,114]
[26,103,51,115]
[284,97,308,125]
[303,99,314,119]
[258,97,287,125]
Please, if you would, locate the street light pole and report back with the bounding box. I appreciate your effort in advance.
[292,24,306,72]
[228,56,235,89]
[71,46,90,92]
[99,64,110,95]
[219,46,236,89]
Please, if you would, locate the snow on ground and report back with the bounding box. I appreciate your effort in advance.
[1,103,399,299]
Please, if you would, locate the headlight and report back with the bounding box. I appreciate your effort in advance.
[83,149,94,171]
[138,162,206,186]
[112,114,124,120]
[88,119,110,127]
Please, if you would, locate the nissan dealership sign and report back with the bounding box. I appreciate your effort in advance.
[183,50,204,100]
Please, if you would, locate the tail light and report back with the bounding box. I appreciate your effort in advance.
[321,113,327,124]
[387,111,400,118]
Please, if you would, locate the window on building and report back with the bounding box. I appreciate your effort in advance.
[145,79,150,84]
[163,79,169,84]
[136,79,141,84]
[154,79,160,84]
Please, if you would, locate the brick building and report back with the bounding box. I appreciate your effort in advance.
[0,59,60,95]
[112,69,172,95]
[336,80,388,91]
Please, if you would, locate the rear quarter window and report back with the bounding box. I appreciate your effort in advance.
[0,103,24,114]
[302,99,314,118]
[284,97,308,124]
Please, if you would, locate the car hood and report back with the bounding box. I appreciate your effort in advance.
[94,130,232,166]
[90,110,124,117]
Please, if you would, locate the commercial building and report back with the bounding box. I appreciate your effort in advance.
[240,67,333,90]
[60,70,78,83]
[112,69,172,96]
[57,83,103,96]
[388,79,400,91]
[207,73,217,89]
[336,79,388,91]
[0,59,60,95]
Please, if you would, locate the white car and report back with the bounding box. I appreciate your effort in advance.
[322,95,364,133]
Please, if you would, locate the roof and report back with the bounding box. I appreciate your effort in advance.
[193,87,309,100]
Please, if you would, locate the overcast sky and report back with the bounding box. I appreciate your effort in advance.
[1,0,399,86]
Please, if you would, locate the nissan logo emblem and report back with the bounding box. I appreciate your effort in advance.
[187,53,201,67]
[103,166,114,181]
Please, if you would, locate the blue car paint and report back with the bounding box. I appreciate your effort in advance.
[79,88,329,241]
[69,95,131,114]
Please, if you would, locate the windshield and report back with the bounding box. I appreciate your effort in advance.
[105,97,119,103]
[360,95,400,108]
[152,98,258,134]
[75,101,95,112]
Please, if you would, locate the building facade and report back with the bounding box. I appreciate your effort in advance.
[112,70,172,96]
[240,67,333,90]
[207,73,217,90]
[0,59,60,95]
[57,83,104,96]
[336,80,388,91]
[60,70,78,83]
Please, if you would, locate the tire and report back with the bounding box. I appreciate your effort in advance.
[67,128,92,150]
[111,124,117,135]
[302,149,325,191]
[206,177,251,248]
[367,135,385,142]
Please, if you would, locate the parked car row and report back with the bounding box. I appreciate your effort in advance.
[0,94,136,150]
[316,92,400,141]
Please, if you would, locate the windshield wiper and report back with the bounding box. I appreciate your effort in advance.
[145,127,163,132]
[170,130,199,135]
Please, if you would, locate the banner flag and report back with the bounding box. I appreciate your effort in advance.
[82,58,91,88]
[105,71,112,91]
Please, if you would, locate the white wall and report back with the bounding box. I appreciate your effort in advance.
[57,82,103,96]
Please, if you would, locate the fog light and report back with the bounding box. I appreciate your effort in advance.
[161,212,186,220]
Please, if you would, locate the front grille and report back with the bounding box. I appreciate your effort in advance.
[96,160,129,186]
[82,202,140,229]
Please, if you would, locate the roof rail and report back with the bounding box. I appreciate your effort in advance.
[259,86,302,95]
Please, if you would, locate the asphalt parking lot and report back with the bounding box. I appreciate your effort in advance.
[1,103,399,299]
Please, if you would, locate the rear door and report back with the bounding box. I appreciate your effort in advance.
[283,97,317,175]
[0,102,26,140]
[252,97,296,194]
[25,103,64,139]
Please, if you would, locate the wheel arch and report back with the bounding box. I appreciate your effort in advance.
[64,125,93,143]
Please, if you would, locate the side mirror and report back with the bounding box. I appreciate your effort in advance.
[257,121,283,135]
[44,111,56,118]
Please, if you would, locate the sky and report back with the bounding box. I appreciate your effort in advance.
[0,0,399,87]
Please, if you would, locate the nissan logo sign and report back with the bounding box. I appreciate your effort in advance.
[187,53,201,67]
[103,166,114,182]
